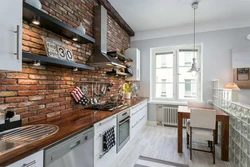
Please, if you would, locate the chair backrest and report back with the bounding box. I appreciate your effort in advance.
[190,108,216,130]
[188,101,205,108]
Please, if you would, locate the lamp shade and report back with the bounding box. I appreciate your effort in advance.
[224,83,240,90]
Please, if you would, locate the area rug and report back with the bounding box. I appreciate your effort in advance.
[134,156,189,167]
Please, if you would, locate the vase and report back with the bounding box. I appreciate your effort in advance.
[26,0,42,10]
[123,92,131,99]
[77,23,86,35]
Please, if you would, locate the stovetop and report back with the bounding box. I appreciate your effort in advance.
[85,102,127,111]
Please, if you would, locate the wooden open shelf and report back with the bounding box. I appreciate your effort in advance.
[23,52,94,70]
[23,2,95,44]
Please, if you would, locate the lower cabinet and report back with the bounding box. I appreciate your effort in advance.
[94,115,117,167]
[7,150,43,167]
[130,100,148,139]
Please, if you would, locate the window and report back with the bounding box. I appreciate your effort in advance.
[151,45,202,101]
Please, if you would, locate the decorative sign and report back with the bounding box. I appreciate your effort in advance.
[44,37,75,62]
[237,68,249,81]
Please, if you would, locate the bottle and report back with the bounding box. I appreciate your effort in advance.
[77,22,86,35]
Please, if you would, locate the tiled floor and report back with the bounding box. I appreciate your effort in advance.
[111,125,232,167]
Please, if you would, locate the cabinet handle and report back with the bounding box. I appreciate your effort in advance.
[99,116,115,126]
[119,117,130,125]
[14,25,20,60]
[70,140,81,150]
[22,160,36,167]
[132,121,139,128]
[132,109,140,116]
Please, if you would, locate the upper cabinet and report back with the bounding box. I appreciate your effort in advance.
[125,48,140,81]
[0,0,22,71]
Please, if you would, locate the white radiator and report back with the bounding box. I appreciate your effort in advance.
[157,105,187,127]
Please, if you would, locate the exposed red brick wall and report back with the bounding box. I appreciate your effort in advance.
[0,0,130,124]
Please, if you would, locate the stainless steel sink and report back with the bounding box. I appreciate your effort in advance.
[0,124,59,155]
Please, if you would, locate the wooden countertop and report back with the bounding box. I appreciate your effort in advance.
[0,97,148,166]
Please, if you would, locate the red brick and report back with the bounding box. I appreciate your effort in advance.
[7,85,29,91]
[38,70,53,75]
[14,107,27,113]
[7,73,28,79]
[38,99,52,105]
[22,118,29,125]
[59,101,71,105]
[53,97,65,102]
[23,29,40,38]
[5,97,27,103]
[22,34,30,40]
[46,94,59,99]
[61,108,73,115]
[54,89,65,93]
[39,80,53,85]
[31,48,46,55]
[22,68,38,74]
[18,79,37,85]
[53,105,65,111]
[0,79,17,85]
[29,95,45,101]
[46,102,59,108]
[61,77,72,81]
[0,91,17,97]
[20,112,37,118]
[54,81,65,85]
[0,98,4,104]
[18,101,37,107]
[29,85,46,90]
[38,90,53,95]
[18,90,37,96]
[47,111,61,118]
[0,73,6,78]
[30,38,44,45]
[0,103,17,110]
[38,108,52,114]
[0,86,6,91]
[28,114,46,123]
[28,105,45,111]
[29,74,47,80]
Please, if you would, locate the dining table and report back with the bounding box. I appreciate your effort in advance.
[177,106,229,161]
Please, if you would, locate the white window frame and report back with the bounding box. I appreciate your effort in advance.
[150,44,203,102]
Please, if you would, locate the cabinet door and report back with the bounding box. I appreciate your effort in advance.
[7,150,44,167]
[0,0,22,71]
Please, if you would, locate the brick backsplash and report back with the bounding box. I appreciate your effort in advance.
[0,0,130,124]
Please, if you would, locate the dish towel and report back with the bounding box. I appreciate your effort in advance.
[103,126,115,153]
[71,87,89,105]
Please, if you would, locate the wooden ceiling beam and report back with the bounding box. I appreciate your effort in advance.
[95,0,135,36]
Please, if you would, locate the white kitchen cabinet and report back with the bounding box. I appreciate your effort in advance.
[7,150,43,167]
[125,48,140,81]
[94,115,117,167]
[0,0,22,71]
[130,100,148,139]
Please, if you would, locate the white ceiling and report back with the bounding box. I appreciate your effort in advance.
[108,0,250,32]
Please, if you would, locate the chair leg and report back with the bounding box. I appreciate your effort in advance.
[187,132,189,148]
[190,127,192,160]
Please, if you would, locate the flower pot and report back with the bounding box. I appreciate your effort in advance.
[123,92,131,99]
[26,0,42,10]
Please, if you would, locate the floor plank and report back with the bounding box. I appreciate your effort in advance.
[111,125,232,167]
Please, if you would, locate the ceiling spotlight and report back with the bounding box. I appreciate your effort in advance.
[32,16,40,25]
[72,36,78,41]
[33,60,40,66]
[246,34,250,41]
[73,67,78,71]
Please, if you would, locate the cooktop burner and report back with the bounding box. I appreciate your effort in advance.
[86,103,126,111]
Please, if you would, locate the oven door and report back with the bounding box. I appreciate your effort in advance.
[117,116,130,153]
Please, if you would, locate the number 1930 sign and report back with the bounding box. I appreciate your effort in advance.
[44,37,74,62]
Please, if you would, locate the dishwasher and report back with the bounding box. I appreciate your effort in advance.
[44,127,94,167]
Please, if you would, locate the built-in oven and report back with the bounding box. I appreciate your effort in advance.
[117,109,130,153]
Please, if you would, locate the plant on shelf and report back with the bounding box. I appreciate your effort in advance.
[123,83,131,99]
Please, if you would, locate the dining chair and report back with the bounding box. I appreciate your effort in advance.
[187,108,216,164]
[186,101,205,147]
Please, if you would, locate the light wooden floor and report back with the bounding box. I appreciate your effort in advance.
[111,125,232,167]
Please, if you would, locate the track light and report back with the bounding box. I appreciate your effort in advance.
[72,36,78,41]
[32,16,40,25]
[73,67,78,71]
[33,60,40,66]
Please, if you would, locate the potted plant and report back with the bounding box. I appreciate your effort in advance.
[123,83,131,99]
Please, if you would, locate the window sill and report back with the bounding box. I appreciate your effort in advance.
[148,100,187,106]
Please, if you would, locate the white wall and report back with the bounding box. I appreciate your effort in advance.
[131,27,250,121]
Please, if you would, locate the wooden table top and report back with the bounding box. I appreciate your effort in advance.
[0,97,148,166]
[178,106,229,116]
